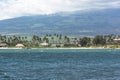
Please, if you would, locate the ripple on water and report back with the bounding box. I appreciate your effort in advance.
[0,49,120,79]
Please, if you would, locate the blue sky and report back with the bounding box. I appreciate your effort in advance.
[0,0,120,20]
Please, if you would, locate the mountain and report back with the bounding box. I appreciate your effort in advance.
[0,8,120,36]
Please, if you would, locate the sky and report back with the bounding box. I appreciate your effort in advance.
[0,0,120,20]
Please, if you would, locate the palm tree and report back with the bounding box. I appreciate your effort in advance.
[59,35,62,43]
[64,36,68,44]
[51,37,54,43]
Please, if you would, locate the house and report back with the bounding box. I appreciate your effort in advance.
[0,43,7,48]
[51,43,64,47]
[16,43,25,48]
[113,38,120,43]
[40,42,49,47]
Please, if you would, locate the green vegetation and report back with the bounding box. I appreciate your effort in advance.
[80,37,91,47]
[0,34,120,48]
[93,35,106,46]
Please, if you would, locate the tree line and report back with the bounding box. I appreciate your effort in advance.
[0,34,119,47]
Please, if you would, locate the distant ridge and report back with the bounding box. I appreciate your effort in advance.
[0,8,120,36]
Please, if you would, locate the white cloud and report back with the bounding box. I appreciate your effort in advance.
[0,0,120,20]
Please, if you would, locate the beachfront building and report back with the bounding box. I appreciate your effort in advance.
[113,38,120,44]
[16,43,25,48]
[113,38,120,42]
[51,43,64,47]
[40,42,49,47]
[0,43,7,48]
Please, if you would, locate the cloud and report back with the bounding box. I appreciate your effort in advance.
[0,0,120,20]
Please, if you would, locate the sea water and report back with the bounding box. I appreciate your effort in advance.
[0,49,120,80]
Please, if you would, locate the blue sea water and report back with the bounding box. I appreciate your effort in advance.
[0,49,120,80]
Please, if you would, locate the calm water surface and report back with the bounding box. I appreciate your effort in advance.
[0,49,120,80]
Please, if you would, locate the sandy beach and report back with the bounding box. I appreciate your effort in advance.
[0,47,119,50]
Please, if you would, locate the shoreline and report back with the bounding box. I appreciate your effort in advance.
[0,47,119,50]
[32,47,106,49]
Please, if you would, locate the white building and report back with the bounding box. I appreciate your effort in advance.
[113,38,120,43]
[40,42,49,47]
[16,44,25,48]
[0,43,7,48]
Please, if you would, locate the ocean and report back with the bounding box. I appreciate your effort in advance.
[0,49,120,80]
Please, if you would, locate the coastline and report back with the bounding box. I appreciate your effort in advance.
[0,47,119,50]
[31,47,119,50]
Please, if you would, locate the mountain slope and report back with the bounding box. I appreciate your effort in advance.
[0,9,120,36]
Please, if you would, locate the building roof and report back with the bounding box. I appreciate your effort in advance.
[0,43,7,47]
[16,44,24,47]
[41,42,49,46]
[113,38,120,41]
